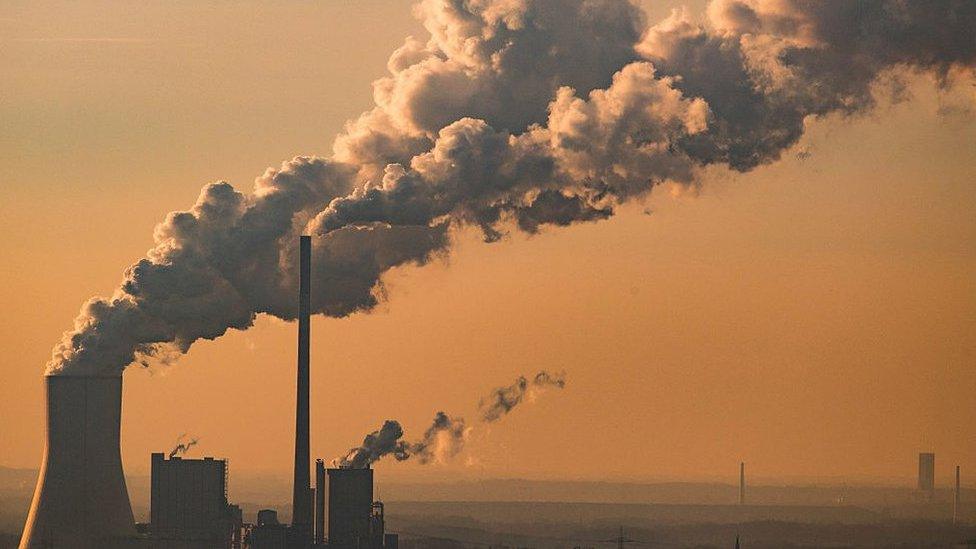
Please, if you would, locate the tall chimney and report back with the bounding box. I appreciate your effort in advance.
[291,235,312,544]
[738,462,745,505]
[19,376,136,549]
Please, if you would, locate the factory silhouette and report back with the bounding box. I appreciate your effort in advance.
[15,236,968,548]
[19,236,398,548]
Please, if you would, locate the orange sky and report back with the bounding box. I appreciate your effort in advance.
[1,1,974,486]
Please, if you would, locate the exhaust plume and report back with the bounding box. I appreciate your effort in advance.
[338,371,566,467]
[46,0,975,377]
[480,371,566,422]
[168,434,199,458]
[336,412,466,468]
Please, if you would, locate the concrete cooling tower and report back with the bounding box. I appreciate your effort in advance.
[19,376,136,549]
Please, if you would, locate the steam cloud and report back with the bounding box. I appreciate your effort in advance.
[338,371,564,468]
[480,371,566,422]
[47,0,975,376]
[168,434,199,458]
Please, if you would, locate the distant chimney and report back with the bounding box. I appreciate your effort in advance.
[739,462,745,505]
[291,236,312,544]
[315,460,326,544]
[954,465,961,524]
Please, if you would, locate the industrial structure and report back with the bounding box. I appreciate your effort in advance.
[291,235,313,548]
[248,510,288,549]
[18,236,402,548]
[918,452,936,499]
[150,453,242,547]
[955,465,962,525]
[326,468,374,549]
[19,376,137,549]
[738,462,745,505]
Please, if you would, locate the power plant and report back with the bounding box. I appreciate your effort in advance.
[17,236,969,548]
[19,236,398,548]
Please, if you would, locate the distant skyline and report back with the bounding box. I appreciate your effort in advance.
[1,0,974,485]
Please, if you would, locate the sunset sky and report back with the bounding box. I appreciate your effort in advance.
[1,0,974,489]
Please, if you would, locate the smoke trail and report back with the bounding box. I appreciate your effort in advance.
[409,411,468,464]
[168,434,199,458]
[336,412,466,468]
[47,0,975,376]
[480,371,566,422]
[338,371,565,467]
[336,420,411,469]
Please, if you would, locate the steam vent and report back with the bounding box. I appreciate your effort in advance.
[19,376,137,548]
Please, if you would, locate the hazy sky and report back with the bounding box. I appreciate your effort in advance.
[1,0,974,488]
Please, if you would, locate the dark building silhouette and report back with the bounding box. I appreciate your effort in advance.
[325,467,396,549]
[369,502,386,549]
[249,509,288,549]
[19,377,136,549]
[150,453,241,547]
[328,468,374,548]
[918,453,936,494]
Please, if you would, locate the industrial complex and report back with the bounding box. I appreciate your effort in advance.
[18,236,398,549]
[14,236,967,548]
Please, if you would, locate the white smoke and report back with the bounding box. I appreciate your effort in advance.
[338,371,566,467]
[47,0,975,376]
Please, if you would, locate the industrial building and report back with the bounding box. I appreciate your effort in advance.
[326,467,375,549]
[150,453,242,547]
[247,510,288,549]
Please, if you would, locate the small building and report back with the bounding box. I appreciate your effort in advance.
[247,509,288,549]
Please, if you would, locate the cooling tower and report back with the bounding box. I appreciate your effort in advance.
[19,375,136,549]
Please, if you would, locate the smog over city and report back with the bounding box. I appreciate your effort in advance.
[1,1,974,548]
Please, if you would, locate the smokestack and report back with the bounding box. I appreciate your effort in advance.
[291,235,312,545]
[19,376,136,549]
[954,465,961,525]
[738,462,745,505]
[315,459,326,544]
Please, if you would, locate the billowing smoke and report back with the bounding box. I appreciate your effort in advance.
[168,434,199,458]
[336,420,411,469]
[404,411,468,465]
[338,371,565,467]
[47,0,975,376]
[336,412,467,468]
[480,371,566,422]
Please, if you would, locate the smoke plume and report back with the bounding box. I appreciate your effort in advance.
[480,371,566,422]
[336,412,467,468]
[338,371,566,467]
[168,434,199,458]
[47,0,975,376]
